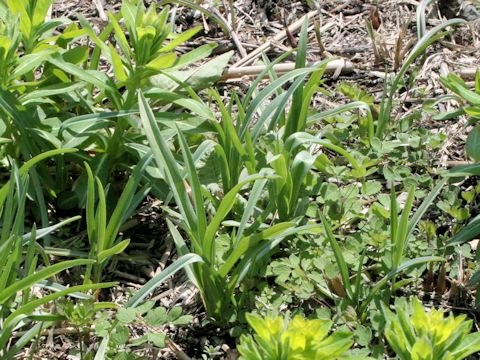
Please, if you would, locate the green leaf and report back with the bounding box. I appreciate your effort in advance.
[173,43,216,69]
[7,0,31,39]
[94,335,109,360]
[32,0,53,27]
[451,332,480,358]
[108,12,131,60]
[362,181,382,196]
[20,82,85,102]
[135,300,156,315]
[361,256,445,315]
[319,213,353,300]
[117,308,137,324]
[144,307,168,327]
[127,253,203,308]
[448,163,480,177]
[111,325,130,346]
[0,259,94,305]
[406,179,446,240]
[160,26,202,53]
[98,239,131,264]
[147,332,166,348]
[145,52,177,71]
[172,314,193,325]
[466,126,480,161]
[176,126,207,240]
[3,282,116,328]
[203,174,267,263]
[138,91,197,229]
[392,186,416,269]
[448,215,480,247]
[63,45,89,65]
[157,0,229,34]
[22,216,81,243]
[354,325,372,347]
[109,44,127,82]
[104,154,152,250]
[150,51,233,91]
[377,18,466,138]
[13,49,57,78]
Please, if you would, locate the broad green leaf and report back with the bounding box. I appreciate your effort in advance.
[147,332,166,347]
[451,332,480,358]
[32,0,53,27]
[109,44,127,82]
[117,307,137,324]
[13,49,57,78]
[150,51,233,91]
[7,0,31,39]
[466,126,480,161]
[63,45,89,65]
[145,52,177,71]
[144,307,168,327]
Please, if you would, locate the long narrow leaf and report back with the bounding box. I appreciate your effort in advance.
[4,282,116,327]
[0,259,94,304]
[127,254,203,308]
[319,213,354,300]
[138,91,197,230]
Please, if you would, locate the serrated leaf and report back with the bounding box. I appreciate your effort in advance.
[130,334,148,346]
[147,332,166,348]
[111,325,129,346]
[168,306,183,320]
[135,300,155,315]
[362,181,382,196]
[145,307,168,327]
[172,315,193,325]
[117,307,137,324]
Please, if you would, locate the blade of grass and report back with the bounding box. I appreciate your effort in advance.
[127,253,203,308]
[319,213,354,301]
[0,259,94,304]
[392,186,416,269]
[360,256,445,315]
[138,91,197,231]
